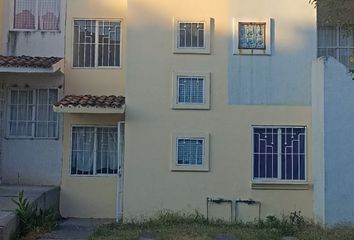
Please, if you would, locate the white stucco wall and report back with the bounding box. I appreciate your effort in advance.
[312,57,354,225]
[0,73,64,186]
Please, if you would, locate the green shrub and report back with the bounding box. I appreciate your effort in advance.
[12,191,57,238]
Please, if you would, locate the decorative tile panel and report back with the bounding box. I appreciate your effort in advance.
[239,22,266,50]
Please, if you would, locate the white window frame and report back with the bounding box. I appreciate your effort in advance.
[72,18,122,69]
[251,125,307,184]
[6,88,59,140]
[171,133,210,172]
[10,0,61,32]
[69,125,119,177]
[233,18,273,55]
[173,18,211,54]
[172,71,211,110]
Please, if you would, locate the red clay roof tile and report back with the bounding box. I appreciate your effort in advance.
[0,55,62,68]
[54,95,125,109]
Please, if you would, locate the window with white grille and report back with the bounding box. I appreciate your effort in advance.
[73,20,121,68]
[14,0,60,31]
[173,18,211,54]
[318,25,354,69]
[8,88,59,138]
[71,126,118,176]
[172,134,210,171]
[253,126,306,182]
[172,72,210,109]
[177,76,204,104]
[178,22,205,48]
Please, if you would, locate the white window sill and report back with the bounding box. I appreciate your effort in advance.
[10,29,61,33]
[251,181,311,190]
[172,104,210,110]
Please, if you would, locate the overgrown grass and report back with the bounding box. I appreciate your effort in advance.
[90,211,354,240]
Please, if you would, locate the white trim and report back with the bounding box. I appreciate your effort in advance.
[116,121,125,223]
[53,104,125,114]
[251,125,308,184]
[171,133,210,172]
[173,17,212,55]
[71,18,123,69]
[233,18,273,55]
[172,71,211,110]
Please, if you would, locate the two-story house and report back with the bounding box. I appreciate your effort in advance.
[53,0,317,223]
[0,0,65,186]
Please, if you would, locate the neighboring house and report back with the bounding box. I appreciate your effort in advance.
[0,0,66,185]
[313,2,354,225]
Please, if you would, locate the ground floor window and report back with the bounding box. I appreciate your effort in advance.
[71,126,118,175]
[7,88,58,138]
[253,126,306,182]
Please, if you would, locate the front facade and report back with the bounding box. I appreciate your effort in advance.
[1,0,353,225]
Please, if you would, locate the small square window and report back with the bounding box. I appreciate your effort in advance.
[239,22,266,50]
[233,18,273,55]
[173,18,211,54]
[172,72,210,110]
[171,133,210,171]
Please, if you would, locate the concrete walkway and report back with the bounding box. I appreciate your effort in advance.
[39,218,112,240]
[0,185,60,240]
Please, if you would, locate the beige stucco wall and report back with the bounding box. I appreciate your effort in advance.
[60,114,124,218]
[64,0,127,96]
[60,0,127,218]
[123,0,315,220]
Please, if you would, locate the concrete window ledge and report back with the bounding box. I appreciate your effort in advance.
[251,182,312,190]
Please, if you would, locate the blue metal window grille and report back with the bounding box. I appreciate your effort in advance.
[253,127,306,181]
[177,76,205,104]
[176,138,204,166]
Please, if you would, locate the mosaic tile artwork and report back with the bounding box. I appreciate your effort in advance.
[239,22,266,49]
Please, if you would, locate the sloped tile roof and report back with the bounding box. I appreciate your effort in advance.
[0,55,62,68]
[54,95,125,109]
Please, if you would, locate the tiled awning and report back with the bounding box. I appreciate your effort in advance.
[0,55,64,73]
[53,95,125,114]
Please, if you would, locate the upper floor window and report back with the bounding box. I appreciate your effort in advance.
[253,126,306,182]
[173,18,211,54]
[233,18,272,55]
[14,0,60,31]
[178,22,205,48]
[318,25,354,69]
[239,22,266,50]
[73,20,121,68]
[7,88,59,139]
[172,72,210,110]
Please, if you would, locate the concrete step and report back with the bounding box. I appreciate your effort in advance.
[0,185,60,240]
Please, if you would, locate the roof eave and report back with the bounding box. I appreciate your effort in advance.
[0,59,64,74]
[53,104,126,114]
